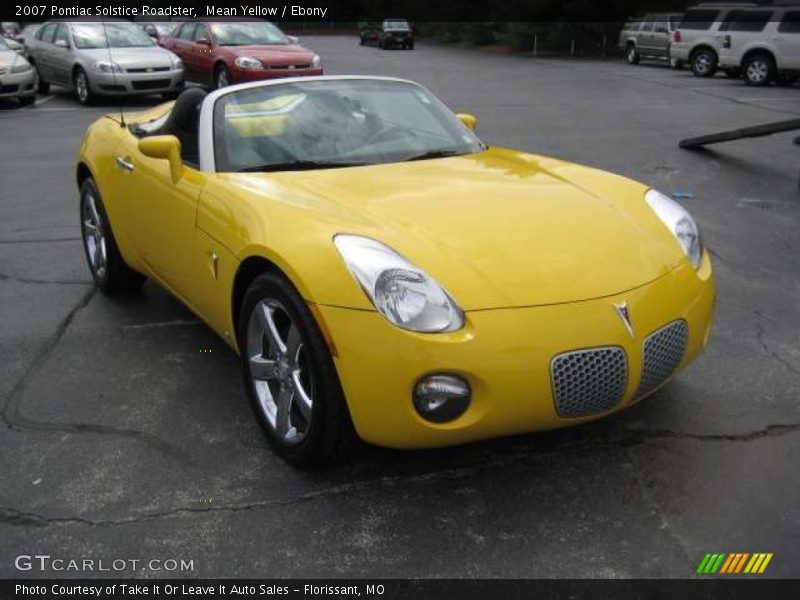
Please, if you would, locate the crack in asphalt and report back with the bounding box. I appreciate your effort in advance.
[1,287,196,467]
[2,419,799,530]
[0,272,91,286]
[753,310,800,376]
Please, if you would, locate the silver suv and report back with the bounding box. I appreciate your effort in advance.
[670,3,758,77]
[26,20,184,104]
[719,7,800,86]
[619,13,683,66]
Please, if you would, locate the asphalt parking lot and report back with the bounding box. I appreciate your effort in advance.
[1,35,799,578]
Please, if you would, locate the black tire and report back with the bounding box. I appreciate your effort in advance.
[743,53,776,87]
[690,48,717,77]
[378,38,385,50]
[669,57,683,70]
[359,36,365,46]
[625,44,639,65]
[31,61,49,95]
[73,67,94,105]
[79,178,146,295]
[19,95,35,107]
[214,64,230,89]
[407,40,415,50]
[239,271,357,466]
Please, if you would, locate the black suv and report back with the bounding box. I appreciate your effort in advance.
[359,19,414,50]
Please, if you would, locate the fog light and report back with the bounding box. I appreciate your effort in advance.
[413,374,471,423]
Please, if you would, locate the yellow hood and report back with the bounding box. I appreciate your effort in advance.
[241,148,687,310]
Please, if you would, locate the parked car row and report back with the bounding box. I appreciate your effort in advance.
[0,19,323,108]
[621,3,800,87]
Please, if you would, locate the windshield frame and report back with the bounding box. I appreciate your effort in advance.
[197,76,484,174]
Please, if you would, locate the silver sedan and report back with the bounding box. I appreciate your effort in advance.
[26,20,184,104]
[0,37,35,106]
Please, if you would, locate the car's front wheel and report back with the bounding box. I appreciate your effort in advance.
[79,178,146,294]
[73,67,94,105]
[239,272,356,466]
[625,44,639,65]
[214,64,230,89]
[19,95,35,107]
[690,48,717,77]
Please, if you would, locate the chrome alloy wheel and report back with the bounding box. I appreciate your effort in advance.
[247,299,314,443]
[746,60,769,84]
[694,52,712,75]
[75,70,89,103]
[81,188,107,279]
[215,68,229,89]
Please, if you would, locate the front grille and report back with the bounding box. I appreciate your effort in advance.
[635,320,688,400]
[0,84,19,93]
[270,64,311,70]
[126,66,170,73]
[551,347,628,417]
[131,79,171,91]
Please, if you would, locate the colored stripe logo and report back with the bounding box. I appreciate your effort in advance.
[697,553,773,574]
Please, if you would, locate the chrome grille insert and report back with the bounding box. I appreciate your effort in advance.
[551,347,628,417]
[635,320,688,401]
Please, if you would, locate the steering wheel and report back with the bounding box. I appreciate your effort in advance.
[365,124,412,146]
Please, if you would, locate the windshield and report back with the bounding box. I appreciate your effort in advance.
[72,23,155,49]
[213,79,484,173]
[153,22,176,36]
[210,22,287,46]
[384,21,410,30]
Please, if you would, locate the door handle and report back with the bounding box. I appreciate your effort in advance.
[115,156,135,171]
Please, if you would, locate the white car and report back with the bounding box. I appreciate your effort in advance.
[669,3,757,77]
[719,6,800,86]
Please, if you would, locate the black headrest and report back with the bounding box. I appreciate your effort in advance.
[169,88,207,133]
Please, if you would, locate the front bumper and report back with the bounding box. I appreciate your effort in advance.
[89,68,184,95]
[0,68,36,99]
[232,66,324,83]
[317,254,715,449]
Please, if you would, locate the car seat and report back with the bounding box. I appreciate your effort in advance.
[153,88,207,166]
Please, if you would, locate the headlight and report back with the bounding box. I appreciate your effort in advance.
[334,234,465,333]
[10,60,32,73]
[91,60,123,74]
[234,55,264,70]
[311,54,321,68]
[171,56,182,70]
[645,189,703,268]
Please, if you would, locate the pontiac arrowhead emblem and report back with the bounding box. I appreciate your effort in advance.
[614,302,634,338]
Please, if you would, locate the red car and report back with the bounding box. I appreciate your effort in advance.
[160,21,322,88]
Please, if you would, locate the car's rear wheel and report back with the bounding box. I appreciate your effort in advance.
[79,178,146,294]
[669,57,683,69]
[625,44,639,65]
[73,67,94,105]
[31,61,49,95]
[239,271,356,466]
[743,53,776,87]
[214,64,230,89]
[690,48,717,77]
[407,40,415,50]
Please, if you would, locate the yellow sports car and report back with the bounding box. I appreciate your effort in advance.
[76,76,715,465]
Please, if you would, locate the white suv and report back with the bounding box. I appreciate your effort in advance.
[670,3,757,77]
[719,6,800,86]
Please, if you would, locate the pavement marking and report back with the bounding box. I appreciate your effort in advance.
[122,319,202,330]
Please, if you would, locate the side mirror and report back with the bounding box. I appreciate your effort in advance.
[456,113,477,131]
[54,39,69,49]
[138,135,183,182]
[286,35,299,44]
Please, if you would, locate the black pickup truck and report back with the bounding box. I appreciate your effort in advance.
[359,19,415,50]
